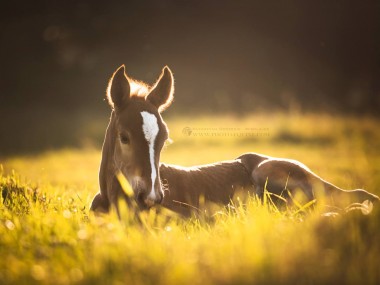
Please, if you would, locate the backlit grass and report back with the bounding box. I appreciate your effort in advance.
[1,113,380,284]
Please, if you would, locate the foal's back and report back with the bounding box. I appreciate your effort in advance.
[160,160,253,216]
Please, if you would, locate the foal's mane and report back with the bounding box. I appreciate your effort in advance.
[128,79,150,98]
[106,76,151,107]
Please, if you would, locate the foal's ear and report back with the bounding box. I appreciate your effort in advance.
[147,66,174,112]
[106,65,131,109]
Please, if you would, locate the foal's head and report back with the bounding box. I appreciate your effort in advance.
[107,65,173,209]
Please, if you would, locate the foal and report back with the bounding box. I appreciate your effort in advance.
[91,65,379,217]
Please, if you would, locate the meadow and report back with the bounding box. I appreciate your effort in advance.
[1,113,380,285]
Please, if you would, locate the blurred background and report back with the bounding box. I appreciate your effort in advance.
[1,0,379,154]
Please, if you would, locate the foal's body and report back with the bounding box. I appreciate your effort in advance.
[160,153,379,216]
[160,160,253,216]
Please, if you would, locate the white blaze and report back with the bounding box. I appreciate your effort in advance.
[141,111,159,201]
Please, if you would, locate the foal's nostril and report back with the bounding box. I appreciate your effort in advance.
[136,189,163,208]
[137,192,146,205]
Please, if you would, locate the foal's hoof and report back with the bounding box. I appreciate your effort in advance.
[344,200,374,215]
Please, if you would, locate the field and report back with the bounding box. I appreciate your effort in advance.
[1,113,380,284]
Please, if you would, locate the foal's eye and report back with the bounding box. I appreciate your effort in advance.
[120,134,130,144]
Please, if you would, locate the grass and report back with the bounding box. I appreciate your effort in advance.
[1,112,380,284]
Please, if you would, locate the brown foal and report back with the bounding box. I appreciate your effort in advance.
[90,66,379,217]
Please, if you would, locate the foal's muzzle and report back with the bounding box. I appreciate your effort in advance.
[136,190,163,209]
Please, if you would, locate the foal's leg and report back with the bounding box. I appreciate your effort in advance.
[322,183,380,207]
[90,192,110,213]
[251,159,317,207]
[252,159,379,208]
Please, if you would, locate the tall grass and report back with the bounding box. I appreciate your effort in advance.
[1,113,380,284]
[1,171,379,285]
